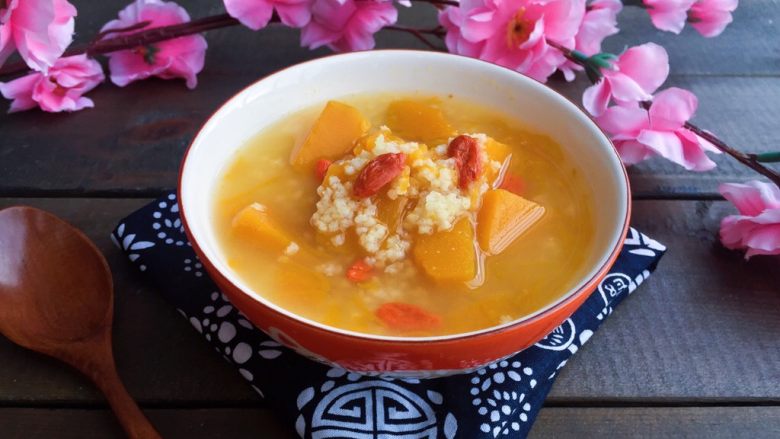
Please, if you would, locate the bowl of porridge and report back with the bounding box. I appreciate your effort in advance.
[178,50,630,376]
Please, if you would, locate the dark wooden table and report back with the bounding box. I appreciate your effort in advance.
[1,1,779,437]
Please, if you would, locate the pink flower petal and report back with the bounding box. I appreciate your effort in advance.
[608,72,654,104]
[439,0,586,83]
[643,0,696,34]
[538,0,586,41]
[614,43,669,96]
[7,0,77,72]
[596,104,649,135]
[636,129,687,167]
[582,79,612,116]
[224,0,275,30]
[615,139,654,165]
[676,127,718,171]
[0,54,103,113]
[574,0,621,56]
[0,72,40,112]
[101,0,207,89]
[275,2,312,28]
[719,181,780,216]
[300,0,396,52]
[689,0,738,37]
[649,87,698,131]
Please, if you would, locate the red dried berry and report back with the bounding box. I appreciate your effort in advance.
[375,302,442,331]
[447,135,482,189]
[353,153,406,198]
[346,259,373,283]
[315,158,332,181]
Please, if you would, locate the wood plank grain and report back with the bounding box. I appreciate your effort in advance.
[531,407,780,438]
[0,2,778,197]
[0,198,776,405]
[0,406,777,438]
[2,75,777,197]
[0,408,294,439]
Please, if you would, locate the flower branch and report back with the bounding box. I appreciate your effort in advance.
[0,13,241,80]
[548,40,780,190]
[410,0,460,7]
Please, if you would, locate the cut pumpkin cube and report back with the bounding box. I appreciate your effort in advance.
[290,101,369,170]
[477,189,545,255]
[272,262,330,308]
[386,99,455,143]
[484,137,512,164]
[413,218,477,284]
[483,137,513,186]
[232,203,293,253]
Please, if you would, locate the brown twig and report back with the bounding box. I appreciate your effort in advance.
[548,40,780,189]
[684,121,780,189]
[410,0,460,7]
[91,20,153,43]
[0,13,241,79]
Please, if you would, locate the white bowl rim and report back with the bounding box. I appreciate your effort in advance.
[179,49,631,344]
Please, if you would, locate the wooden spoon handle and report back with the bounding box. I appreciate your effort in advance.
[92,361,162,439]
[72,339,162,439]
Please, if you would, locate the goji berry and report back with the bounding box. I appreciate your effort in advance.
[315,158,332,181]
[375,302,442,332]
[447,135,481,189]
[353,153,406,198]
[346,259,373,282]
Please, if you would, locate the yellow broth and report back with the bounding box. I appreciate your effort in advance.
[212,94,596,336]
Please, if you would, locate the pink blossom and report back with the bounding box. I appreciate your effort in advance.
[719,181,780,259]
[0,0,77,72]
[596,87,720,171]
[642,0,696,33]
[582,43,669,116]
[300,0,397,52]
[100,0,207,89]
[0,54,103,113]
[688,0,738,37]
[224,0,311,30]
[560,0,622,81]
[439,0,586,82]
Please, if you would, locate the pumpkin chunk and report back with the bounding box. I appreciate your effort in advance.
[484,138,512,186]
[477,189,545,255]
[232,203,293,253]
[484,137,512,164]
[413,218,477,284]
[291,101,369,170]
[273,262,330,308]
[386,99,455,143]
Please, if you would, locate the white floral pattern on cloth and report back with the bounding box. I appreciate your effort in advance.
[111,222,155,271]
[470,360,536,437]
[111,192,666,438]
[151,194,188,246]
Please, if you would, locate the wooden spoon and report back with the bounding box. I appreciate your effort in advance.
[0,206,160,439]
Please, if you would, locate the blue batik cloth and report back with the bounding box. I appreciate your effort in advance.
[113,192,666,438]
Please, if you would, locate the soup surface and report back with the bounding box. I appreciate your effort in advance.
[213,94,596,337]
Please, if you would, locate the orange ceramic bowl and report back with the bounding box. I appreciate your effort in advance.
[179,51,630,377]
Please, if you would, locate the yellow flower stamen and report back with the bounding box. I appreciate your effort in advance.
[506,7,533,48]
